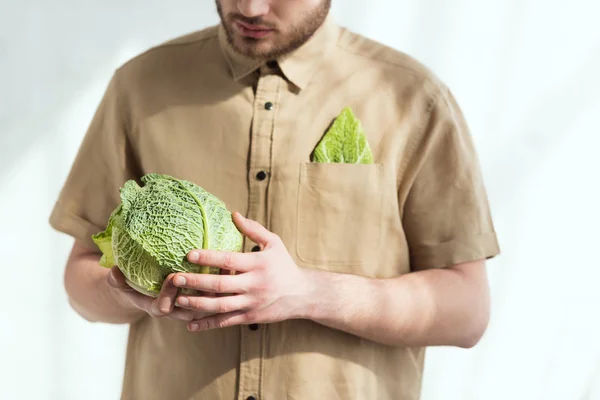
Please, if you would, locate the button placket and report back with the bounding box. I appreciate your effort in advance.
[238,70,282,400]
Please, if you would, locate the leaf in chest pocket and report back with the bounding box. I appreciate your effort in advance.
[312,107,374,164]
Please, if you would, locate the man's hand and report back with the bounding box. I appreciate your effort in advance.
[172,212,315,332]
[106,267,213,323]
[154,211,489,349]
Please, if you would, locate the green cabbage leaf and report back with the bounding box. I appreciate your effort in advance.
[312,107,374,164]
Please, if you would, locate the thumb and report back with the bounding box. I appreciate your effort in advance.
[107,266,127,288]
[232,212,274,247]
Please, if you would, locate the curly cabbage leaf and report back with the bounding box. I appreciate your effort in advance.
[312,107,374,164]
[92,173,243,297]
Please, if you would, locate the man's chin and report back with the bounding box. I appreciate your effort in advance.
[232,41,275,60]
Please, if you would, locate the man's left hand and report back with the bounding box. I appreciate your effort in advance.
[172,212,316,332]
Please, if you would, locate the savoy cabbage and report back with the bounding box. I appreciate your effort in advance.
[312,107,374,164]
[92,173,243,297]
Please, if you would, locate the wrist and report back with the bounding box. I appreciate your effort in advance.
[297,269,381,325]
[296,268,332,321]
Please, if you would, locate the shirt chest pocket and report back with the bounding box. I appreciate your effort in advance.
[296,162,385,268]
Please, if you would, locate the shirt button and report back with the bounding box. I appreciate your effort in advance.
[256,171,267,181]
[246,396,257,400]
[251,245,261,252]
[249,324,259,331]
[264,101,274,110]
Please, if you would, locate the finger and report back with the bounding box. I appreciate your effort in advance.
[167,307,212,322]
[106,267,128,289]
[232,212,277,247]
[120,289,154,314]
[175,294,252,314]
[173,273,248,294]
[220,267,236,276]
[117,282,171,318]
[218,268,236,294]
[188,311,250,332]
[153,274,179,315]
[187,249,259,273]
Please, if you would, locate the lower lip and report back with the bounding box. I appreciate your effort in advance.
[235,22,273,38]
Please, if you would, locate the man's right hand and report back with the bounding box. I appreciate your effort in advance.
[106,267,212,323]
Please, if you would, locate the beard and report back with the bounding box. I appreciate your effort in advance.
[216,0,331,60]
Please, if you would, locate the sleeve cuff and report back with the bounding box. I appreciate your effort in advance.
[409,231,500,271]
[49,202,105,251]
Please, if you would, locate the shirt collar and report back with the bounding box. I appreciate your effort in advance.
[218,16,340,90]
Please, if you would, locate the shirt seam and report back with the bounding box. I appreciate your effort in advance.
[110,70,144,184]
[111,71,133,176]
[410,230,499,252]
[116,31,216,73]
[266,76,283,231]
[335,42,443,87]
[397,84,444,179]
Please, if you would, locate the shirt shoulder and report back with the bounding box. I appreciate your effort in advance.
[113,25,220,84]
[335,27,446,97]
[157,25,219,47]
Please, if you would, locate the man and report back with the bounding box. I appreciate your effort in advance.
[50,0,500,399]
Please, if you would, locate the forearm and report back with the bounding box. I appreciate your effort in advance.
[64,250,145,324]
[302,261,489,348]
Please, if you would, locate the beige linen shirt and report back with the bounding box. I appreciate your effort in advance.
[50,16,500,400]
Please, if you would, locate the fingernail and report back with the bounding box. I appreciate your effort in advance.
[176,297,189,307]
[188,251,200,262]
[159,297,171,313]
[174,276,186,286]
[160,297,171,312]
[190,323,199,331]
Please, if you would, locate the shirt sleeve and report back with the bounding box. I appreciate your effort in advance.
[49,70,141,250]
[402,85,500,271]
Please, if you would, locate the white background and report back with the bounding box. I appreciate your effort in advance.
[1,1,599,399]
